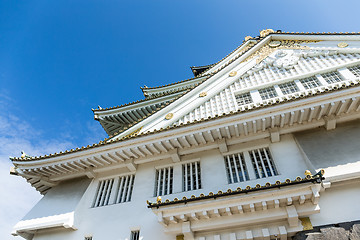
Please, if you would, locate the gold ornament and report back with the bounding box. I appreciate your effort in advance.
[337,42,348,48]
[269,40,281,48]
[199,92,207,97]
[165,113,173,120]
[300,217,313,230]
[229,71,237,77]
[156,196,162,203]
[243,40,319,64]
[304,170,312,176]
[260,29,275,37]
[244,36,253,41]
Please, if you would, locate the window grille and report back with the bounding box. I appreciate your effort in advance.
[278,82,299,95]
[93,174,135,208]
[235,92,253,106]
[182,161,201,191]
[93,178,115,207]
[84,237,93,240]
[130,231,140,240]
[348,65,360,77]
[154,167,173,196]
[224,153,249,184]
[321,71,342,84]
[258,87,278,100]
[300,76,321,89]
[115,174,135,203]
[249,148,278,179]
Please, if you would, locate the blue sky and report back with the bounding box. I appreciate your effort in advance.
[1,0,360,239]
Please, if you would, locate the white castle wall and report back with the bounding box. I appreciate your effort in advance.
[28,134,320,240]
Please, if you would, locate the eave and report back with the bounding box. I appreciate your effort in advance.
[93,91,188,136]
[12,212,76,239]
[141,75,208,98]
[190,64,215,77]
[10,84,360,193]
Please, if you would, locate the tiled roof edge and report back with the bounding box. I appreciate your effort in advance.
[10,80,360,162]
[147,172,324,208]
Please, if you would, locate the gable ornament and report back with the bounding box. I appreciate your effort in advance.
[337,42,348,48]
[243,49,338,77]
[229,71,237,77]
[199,92,207,97]
[165,113,174,120]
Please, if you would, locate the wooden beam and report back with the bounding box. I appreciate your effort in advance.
[216,128,222,140]
[207,130,215,142]
[346,97,359,113]
[189,134,199,146]
[125,158,137,172]
[150,143,161,154]
[198,132,207,145]
[140,145,154,156]
[157,141,169,153]
[317,104,326,120]
[170,148,181,163]
[252,120,257,134]
[165,140,175,150]
[181,136,191,148]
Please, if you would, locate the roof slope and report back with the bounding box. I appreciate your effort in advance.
[10,30,360,162]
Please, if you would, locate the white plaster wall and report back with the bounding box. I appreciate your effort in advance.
[23,177,91,220]
[310,180,360,226]
[294,120,360,179]
[30,135,326,239]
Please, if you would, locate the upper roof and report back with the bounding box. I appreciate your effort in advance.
[190,64,215,77]
[10,30,360,193]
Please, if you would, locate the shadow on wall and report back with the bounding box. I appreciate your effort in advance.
[294,119,360,169]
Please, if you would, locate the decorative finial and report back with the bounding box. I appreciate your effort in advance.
[21,151,31,159]
[260,29,275,37]
[98,105,102,110]
[156,196,162,203]
[312,169,325,178]
[304,170,312,176]
[244,36,253,41]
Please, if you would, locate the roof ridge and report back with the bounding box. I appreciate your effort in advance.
[141,75,208,90]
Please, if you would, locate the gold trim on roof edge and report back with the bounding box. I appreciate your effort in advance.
[147,173,324,208]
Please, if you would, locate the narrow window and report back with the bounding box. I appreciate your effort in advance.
[130,230,140,240]
[115,174,135,203]
[235,92,253,106]
[224,153,249,184]
[249,148,278,179]
[321,71,343,84]
[182,161,201,191]
[300,76,322,89]
[93,178,114,207]
[258,87,278,100]
[154,167,174,196]
[348,65,360,77]
[278,82,299,95]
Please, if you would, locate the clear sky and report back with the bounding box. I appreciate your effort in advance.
[1,0,359,239]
